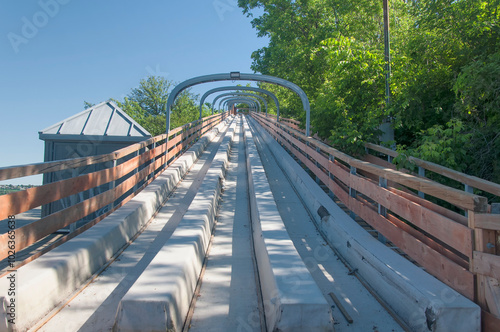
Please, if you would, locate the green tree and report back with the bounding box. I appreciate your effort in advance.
[241,0,500,186]
[83,101,95,109]
[313,35,387,155]
[113,76,201,136]
[239,0,405,153]
[392,0,500,188]
[453,51,500,184]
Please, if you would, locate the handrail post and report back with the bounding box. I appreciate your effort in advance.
[469,210,498,313]
[108,159,118,213]
[315,146,321,185]
[149,141,156,181]
[378,176,388,244]
[464,184,474,218]
[69,168,78,233]
[418,166,425,198]
[328,154,335,200]
[349,166,357,220]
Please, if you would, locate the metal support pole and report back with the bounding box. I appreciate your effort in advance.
[349,166,357,220]
[329,155,335,200]
[378,177,388,244]
[315,147,321,185]
[418,167,425,198]
[383,0,391,106]
[464,184,474,217]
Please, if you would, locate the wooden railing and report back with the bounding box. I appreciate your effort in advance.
[0,112,229,269]
[252,112,500,331]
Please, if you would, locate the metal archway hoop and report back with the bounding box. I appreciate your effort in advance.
[222,97,259,112]
[215,93,266,114]
[199,86,280,118]
[167,72,310,136]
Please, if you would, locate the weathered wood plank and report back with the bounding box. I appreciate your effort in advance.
[0,146,157,220]
[365,142,500,198]
[349,194,475,300]
[2,166,162,276]
[255,113,477,300]
[482,309,500,332]
[364,142,399,158]
[324,172,474,299]
[328,159,351,187]
[326,174,468,268]
[262,114,488,212]
[474,214,500,231]
[390,187,468,226]
[0,112,227,259]
[0,112,228,182]
[484,277,500,318]
[347,170,473,257]
[473,251,500,280]
[0,160,157,259]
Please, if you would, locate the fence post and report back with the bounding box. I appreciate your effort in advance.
[349,166,357,220]
[108,159,118,213]
[328,155,335,200]
[418,166,425,198]
[464,184,475,218]
[69,168,79,232]
[315,147,321,185]
[149,141,156,181]
[469,211,497,309]
[378,176,388,244]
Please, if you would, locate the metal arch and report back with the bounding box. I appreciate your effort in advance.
[208,88,276,116]
[199,86,280,118]
[221,97,260,113]
[227,99,257,110]
[219,96,260,114]
[215,93,265,113]
[222,97,258,112]
[225,99,257,111]
[213,93,267,114]
[218,95,261,112]
[166,72,310,136]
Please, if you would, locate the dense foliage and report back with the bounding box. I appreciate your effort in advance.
[112,76,209,136]
[239,0,500,185]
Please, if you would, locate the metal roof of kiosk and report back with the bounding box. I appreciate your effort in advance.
[39,100,151,142]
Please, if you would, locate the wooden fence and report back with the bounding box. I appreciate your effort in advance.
[252,112,500,331]
[0,112,228,269]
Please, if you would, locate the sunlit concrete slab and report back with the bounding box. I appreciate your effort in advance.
[189,116,262,331]
[243,117,333,332]
[247,116,480,332]
[248,116,404,331]
[0,120,230,332]
[36,118,235,332]
[113,120,235,332]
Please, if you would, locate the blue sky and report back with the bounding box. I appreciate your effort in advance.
[0,0,268,184]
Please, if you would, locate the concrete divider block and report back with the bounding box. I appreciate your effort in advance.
[113,120,236,332]
[243,117,333,332]
[248,116,480,332]
[0,121,229,332]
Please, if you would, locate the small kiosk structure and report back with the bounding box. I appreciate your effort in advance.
[38,101,151,223]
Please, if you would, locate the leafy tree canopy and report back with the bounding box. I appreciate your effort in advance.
[109,76,209,136]
[239,0,500,186]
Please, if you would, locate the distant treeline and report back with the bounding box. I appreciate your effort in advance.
[0,184,36,196]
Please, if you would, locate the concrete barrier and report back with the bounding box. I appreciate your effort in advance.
[113,120,236,332]
[248,116,480,332]
[243,117,333,332]
[0,119,232,332]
